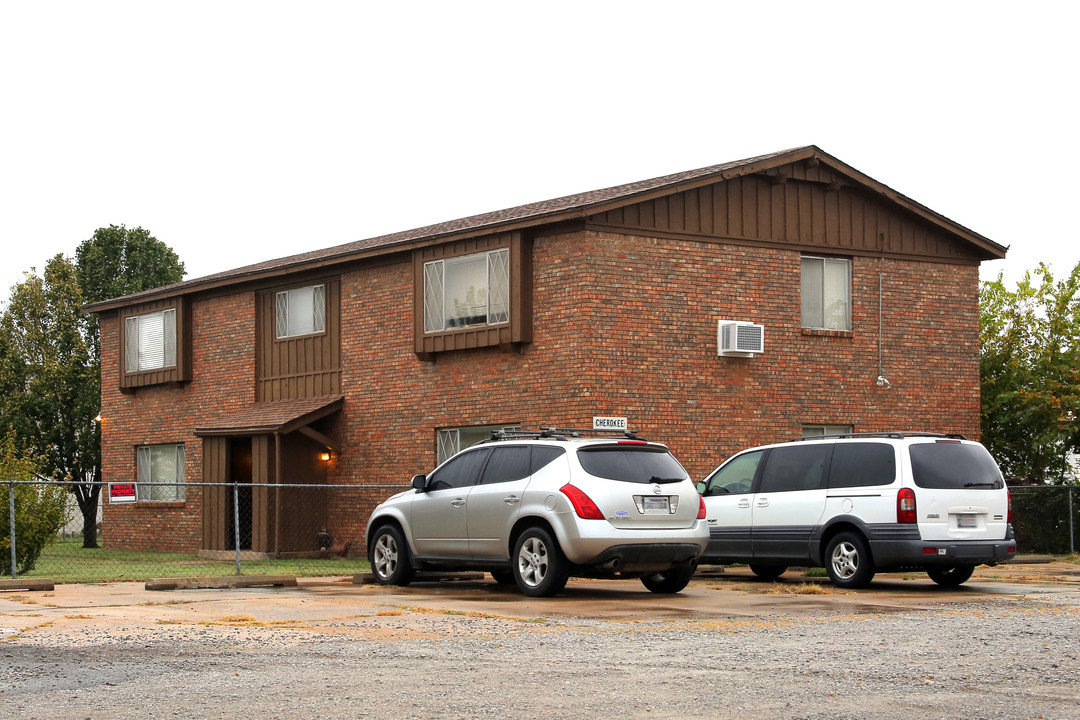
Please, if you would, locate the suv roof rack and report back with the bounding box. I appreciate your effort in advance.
[789,431,968,443]
[484,427,645,443]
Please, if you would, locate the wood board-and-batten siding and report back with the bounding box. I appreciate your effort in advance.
[587,164,983,264]
[255,278,342,402]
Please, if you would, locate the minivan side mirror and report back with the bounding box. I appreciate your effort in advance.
[411,474,427,492]
[695,481,706,495]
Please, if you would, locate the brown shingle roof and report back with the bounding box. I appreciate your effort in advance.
[85,145,1005,312]
[194,395,343,436]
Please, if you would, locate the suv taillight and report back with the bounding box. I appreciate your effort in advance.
[697,494,707,520]
[897,487,917,524]
[1007,488,1013,524]
[560,484,605,520]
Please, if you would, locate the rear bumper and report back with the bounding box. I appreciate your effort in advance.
[869,536,1016,569]
[581,543,704,574]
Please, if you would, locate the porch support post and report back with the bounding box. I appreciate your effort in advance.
[274,433,282,557]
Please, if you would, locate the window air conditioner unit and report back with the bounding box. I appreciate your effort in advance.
[718,320,764,357]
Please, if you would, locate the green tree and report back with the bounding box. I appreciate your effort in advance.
[0,432,69,576]
[980,262,1080,484]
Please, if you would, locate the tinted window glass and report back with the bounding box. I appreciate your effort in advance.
[531,446,566,475]
[829,443,896,489]
[759,445,832,493]
[428,448,491,491]
[909,442,1004,489]
[480,446,532,485]
[703,451,764,495]
[576,446,687,484]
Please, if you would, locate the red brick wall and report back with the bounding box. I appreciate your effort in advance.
[101,229,982,555]
[100,292,255,551]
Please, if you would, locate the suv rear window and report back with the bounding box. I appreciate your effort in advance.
[577,446,688,484]
[909,442,1004,489]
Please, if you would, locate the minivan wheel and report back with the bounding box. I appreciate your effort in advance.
[369,524,415,587]
[749,564,788,580]
[825,532,875,589]
[926,564,976,587]
[641,563,696,594]
[513,527,569,597]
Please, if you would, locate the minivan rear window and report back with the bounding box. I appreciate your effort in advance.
[577,446,688,484]
[909,442,1004,489]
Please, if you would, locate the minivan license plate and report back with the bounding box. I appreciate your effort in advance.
[642,496,670,513]
[957,514,977,528]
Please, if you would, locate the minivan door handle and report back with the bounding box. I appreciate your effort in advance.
[738,499,751,509]
[756,498,770,508]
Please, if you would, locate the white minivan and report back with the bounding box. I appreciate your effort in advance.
[698,432,1015,588]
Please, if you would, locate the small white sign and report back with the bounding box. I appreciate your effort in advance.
[593,416,628,431]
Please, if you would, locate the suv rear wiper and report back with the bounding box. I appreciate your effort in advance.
[649,476,686,484]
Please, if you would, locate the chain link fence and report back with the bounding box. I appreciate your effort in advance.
[3,479,406,583]
[1010,485,1078,555]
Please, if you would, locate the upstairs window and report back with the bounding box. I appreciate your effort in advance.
[276,284,326,338]
[801,256,851,330]
[424,249,510,333]
[136,443,186,502]
[125,309,177,372]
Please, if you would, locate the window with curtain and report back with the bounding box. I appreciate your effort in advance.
[424,249,510,333]
[124,309,177,372]
[136,444,186,502]
[276,284,326,338]
[801,256,851,330]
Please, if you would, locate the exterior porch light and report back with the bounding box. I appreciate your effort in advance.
[320,451,331,462]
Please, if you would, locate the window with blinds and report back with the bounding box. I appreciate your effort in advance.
[135,443,186,502]
[276,284,326,338]
[124,309,177,372]
[424,249,510,333]
[801,256,851,331]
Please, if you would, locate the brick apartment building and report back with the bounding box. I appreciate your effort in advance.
[86,146,1006,555]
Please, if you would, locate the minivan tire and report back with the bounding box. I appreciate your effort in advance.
[513,527,569,597]
[825,532,875,589]
[926,564,976,587]
[369,524,415,587]
[641,563,696,594]
[749,564,788,580]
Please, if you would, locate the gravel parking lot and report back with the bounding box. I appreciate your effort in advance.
[4,564,1079,719]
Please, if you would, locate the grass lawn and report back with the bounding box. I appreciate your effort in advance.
[25,538,370,584]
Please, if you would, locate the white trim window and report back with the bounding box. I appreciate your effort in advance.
[276,284,326,339]
[437,424,519,465]
[136,443,186,502]
[125,309,177,372]
[802,424,854,438]
[424,249,510,333]
[801,256,851,330]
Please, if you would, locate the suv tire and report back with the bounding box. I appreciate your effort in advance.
[489,569,516,585]
[369,524,415,587]
[513,527,569,597]
[749,564,788,580]
[641,563,696,594]
[826,532,875,589]
[926,564,976,587]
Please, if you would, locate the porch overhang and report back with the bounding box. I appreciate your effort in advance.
[194,395,344,450]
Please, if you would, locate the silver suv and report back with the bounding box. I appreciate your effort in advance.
[366,428,709,597]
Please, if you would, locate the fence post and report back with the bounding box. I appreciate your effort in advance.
[8,480,16,580]
[232,481,242,575]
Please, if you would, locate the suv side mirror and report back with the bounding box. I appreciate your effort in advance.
[411,474,427,492]
[695,481,706,495]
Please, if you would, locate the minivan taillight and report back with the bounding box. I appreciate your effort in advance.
[1007,489,1013,524]
[897,487,917,524]
[697,494,707,520]
[560,484,605,520]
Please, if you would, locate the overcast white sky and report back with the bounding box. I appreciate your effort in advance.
[2,1,1077,303]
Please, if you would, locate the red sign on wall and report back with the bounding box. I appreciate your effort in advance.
[109,483,137,504]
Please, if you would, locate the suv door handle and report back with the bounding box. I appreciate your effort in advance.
[503,495,520,505]
[756,498,770,508]
[451,498,466,507]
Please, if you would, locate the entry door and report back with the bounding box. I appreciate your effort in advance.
[750,445,832,561]
[410,448,490,557]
